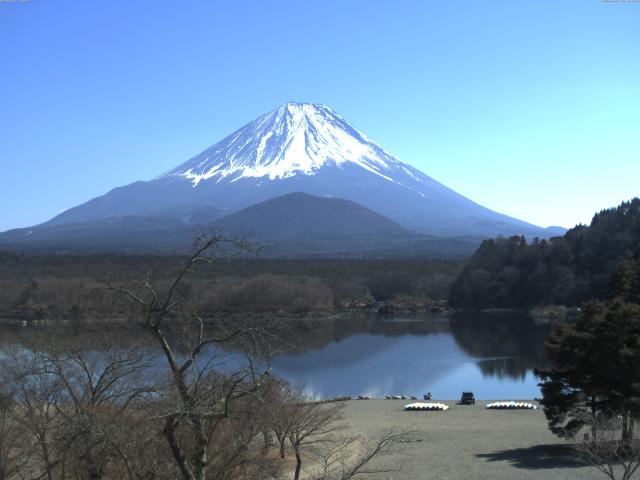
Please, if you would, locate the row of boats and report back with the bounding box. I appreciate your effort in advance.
[404,402,450,411]
[403,401,538,411]
[357,394,432,400]
[485,401,538,410]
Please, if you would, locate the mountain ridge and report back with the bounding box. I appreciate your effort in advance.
[0,192,481,258]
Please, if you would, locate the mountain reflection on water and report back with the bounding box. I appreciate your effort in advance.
[269,311,551,400]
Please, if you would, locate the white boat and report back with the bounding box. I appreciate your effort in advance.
[486,401,537,410]
[404,402,449,411]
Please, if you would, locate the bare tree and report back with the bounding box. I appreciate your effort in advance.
[1,347,62,480]
[288,402,346,480]
[105,405,179,480]
[48,345,156,480]
[261,378,297,459]
[0,394,27,480]
[286,398,406,480]
[575,415,640,480]
[1,336,159,480]
[307,431,405,480]
[113,233,273,480]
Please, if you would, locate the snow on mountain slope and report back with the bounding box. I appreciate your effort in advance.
[160,102,414,186]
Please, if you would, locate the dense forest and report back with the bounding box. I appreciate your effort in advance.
[0,253,461,322]
[450,198,640,309]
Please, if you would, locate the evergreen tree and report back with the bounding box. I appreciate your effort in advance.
[536,300,640,440]
[611,252,640,304]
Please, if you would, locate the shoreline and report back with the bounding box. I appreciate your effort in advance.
[0,302,581,327]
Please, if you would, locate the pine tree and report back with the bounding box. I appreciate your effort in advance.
[611,252,640,304]
[536,300,640,441]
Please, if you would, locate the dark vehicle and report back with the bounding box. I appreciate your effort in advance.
[460,392,475,405]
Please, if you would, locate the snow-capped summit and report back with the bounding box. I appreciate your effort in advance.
[160,102,414,186]
[31,102,557,239]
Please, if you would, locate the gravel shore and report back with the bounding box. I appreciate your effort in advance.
[341,400,604,480]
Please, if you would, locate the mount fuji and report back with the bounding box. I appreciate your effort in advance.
[1,102,562,254]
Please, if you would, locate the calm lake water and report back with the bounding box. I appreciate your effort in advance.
[268,312,551,400]
[0,311,551,401]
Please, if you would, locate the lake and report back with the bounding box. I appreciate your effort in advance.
[0,311,551,401]
[267,311,551,400]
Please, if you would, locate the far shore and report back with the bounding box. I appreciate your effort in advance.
[0,302,579,327]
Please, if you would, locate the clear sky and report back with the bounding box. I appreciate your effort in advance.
[1,0,638,231]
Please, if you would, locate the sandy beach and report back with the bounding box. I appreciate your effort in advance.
[340,400,604,480]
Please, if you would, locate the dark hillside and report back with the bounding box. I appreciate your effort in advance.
[213,192,412,238]
[450,198,640,308]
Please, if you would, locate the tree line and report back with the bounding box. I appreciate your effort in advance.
[0,252,461,322]
[450,198,640,309]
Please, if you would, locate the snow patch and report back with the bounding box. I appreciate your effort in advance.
[160,103,421,189]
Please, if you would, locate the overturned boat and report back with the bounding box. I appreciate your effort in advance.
[486,401,537,410]
[404,402,449,411]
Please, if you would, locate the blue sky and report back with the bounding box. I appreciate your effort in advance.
[1,0,638,231]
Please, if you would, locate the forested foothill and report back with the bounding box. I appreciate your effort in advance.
[450,198,640,310]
